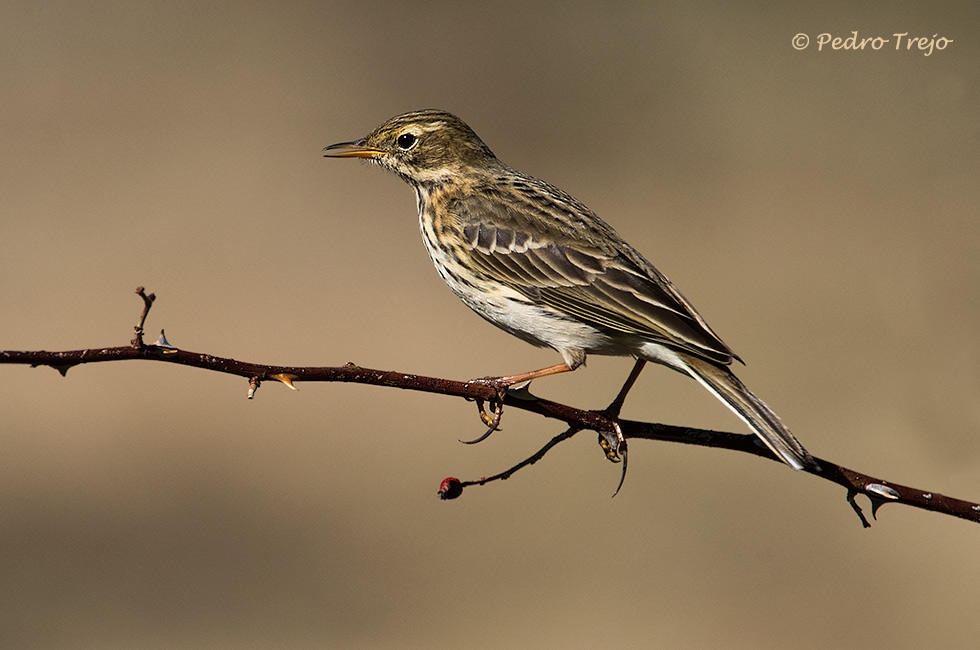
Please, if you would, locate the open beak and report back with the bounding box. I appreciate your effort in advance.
[322,139,387,158]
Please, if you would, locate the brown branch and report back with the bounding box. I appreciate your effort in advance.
[2,288,978,527]
[131,286,156,347]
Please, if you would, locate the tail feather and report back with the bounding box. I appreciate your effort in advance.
[679,356,814,470]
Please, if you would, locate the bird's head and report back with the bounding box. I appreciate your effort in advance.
[323,109,497,184]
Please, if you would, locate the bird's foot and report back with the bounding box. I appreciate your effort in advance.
[596,415,629,497]
[462,376,515,444]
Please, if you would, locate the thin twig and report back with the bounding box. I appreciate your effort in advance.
[1,287,978,525]
[463,426,582,488]
[131,286,156,347]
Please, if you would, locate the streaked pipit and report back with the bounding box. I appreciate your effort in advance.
[324,109,814,473]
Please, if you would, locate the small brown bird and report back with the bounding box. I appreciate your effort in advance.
[324,109,813,471]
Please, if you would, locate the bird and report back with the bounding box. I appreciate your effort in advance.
[323,109,814,472]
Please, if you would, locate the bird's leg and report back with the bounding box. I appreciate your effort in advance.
[597,359,646,459]
[464,362,577,445]
[605,358,647,420]
[597,358,647,496]
[490,362,579,387]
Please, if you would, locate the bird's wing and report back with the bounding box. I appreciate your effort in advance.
[448,182,738,365]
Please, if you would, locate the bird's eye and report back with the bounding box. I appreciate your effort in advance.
[396,133,417,150]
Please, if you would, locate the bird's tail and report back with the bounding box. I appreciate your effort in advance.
[679,355,814,471]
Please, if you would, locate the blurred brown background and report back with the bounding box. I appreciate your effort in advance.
[2,1,978,648]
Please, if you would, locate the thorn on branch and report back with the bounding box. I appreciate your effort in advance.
[864,482,901,521]
[845,479,904,528]
[147,330,177,353]
[52,364,74,377]
[271,373,299,390]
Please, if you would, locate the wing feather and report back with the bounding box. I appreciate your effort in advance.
[446,176,738,365]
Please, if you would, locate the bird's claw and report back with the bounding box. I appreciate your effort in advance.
[461,395,503,444]
[597,432,622,462]
[597,419,629,497]
[475,396,499,428]
[461,378,509,445]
